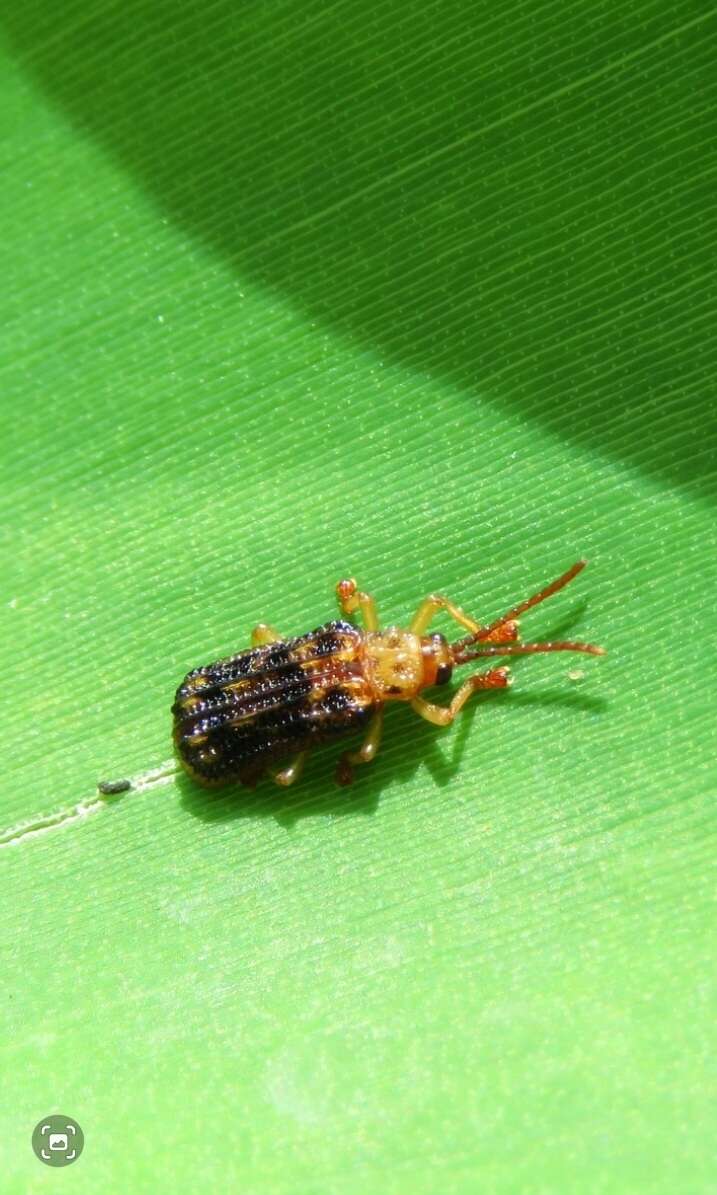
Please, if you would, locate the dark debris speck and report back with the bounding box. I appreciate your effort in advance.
[98,778,132,795]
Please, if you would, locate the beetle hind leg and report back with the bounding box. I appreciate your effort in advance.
[251,623,283,646]
[411,667,511,726]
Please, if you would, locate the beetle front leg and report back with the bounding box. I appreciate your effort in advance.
[336,579,379,632]
[335,708,384,786]
[411,667,511,726]
[270,752,308,787]
[251,623,283,646]
[409,594,518,645]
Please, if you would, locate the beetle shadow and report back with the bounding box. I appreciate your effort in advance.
[176,704,440,830]
[178,603,607,827]
[177,685,606,828]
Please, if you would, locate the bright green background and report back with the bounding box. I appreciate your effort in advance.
[1,2,715,1192]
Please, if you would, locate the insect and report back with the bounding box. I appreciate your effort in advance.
[171,559,604,789]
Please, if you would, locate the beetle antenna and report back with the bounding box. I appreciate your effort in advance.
[453,640,606,666]
[452,560,591,656]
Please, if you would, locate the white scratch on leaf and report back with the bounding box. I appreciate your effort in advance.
[0,759,177,849]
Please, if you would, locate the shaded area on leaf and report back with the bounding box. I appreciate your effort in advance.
[3,1,715,499]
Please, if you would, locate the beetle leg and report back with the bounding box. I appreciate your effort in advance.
[411,667,511,726]
[409,594,518,645]
[336,579,379,632]
[335,708,384,786]
[410,594,481,636]
[271,752,308,787]
[251,623,283,646]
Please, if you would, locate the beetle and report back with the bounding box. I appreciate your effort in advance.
[172,560,604,789]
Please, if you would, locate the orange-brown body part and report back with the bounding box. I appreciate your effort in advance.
[173,561,604,789]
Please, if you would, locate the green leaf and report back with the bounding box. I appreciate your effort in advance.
[1,3,715,1192]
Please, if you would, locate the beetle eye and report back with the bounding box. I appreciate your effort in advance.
[435,663,453,685]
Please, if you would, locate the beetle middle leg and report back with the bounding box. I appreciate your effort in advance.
[270,752,308,787]
[251,623,283,646]
[336,579,379,632]
[409,594,518,645]
[411,667,511,726]
[335,708,384,786]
